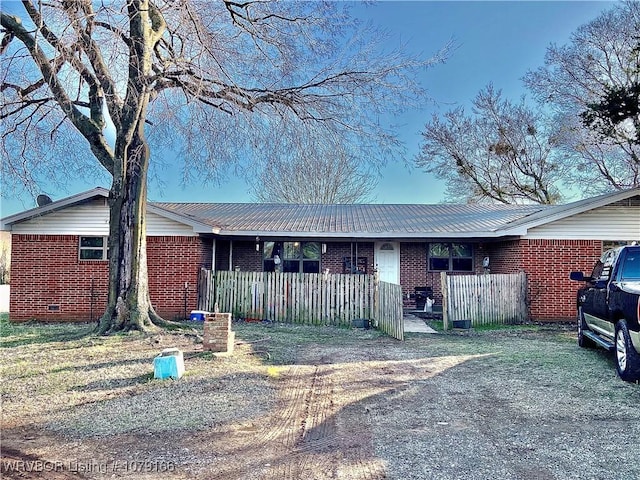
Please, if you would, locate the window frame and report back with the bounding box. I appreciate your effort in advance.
[427,242,474,272]
[263,241,321,273]
[79,236,108,261]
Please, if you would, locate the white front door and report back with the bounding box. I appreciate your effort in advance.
[375,242,400,284]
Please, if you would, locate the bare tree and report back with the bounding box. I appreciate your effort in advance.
[416,85,563,204]
[248,128,378,203]
[524,0,640,194]
[1,1,447,332]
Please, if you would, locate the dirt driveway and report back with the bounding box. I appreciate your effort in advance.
[2,320,639,479]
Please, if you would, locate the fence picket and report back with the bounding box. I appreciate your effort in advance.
[197,270,404,339]
[442,272,527,328]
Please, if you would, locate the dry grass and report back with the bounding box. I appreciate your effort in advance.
[1,317,274,435]
[1,317,381,438]
[2,314,639,479]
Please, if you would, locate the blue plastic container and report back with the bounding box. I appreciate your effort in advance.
[153,348,185,380]
[189,310,208,322]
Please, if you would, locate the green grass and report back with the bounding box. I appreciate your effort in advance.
[0,313,95,348]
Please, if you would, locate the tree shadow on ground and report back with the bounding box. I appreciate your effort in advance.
[0,323,95,348]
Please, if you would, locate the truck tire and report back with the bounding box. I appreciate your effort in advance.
[614,319,640,382]
[577,307,595,348]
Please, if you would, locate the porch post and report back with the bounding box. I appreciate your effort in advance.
[211,239,217,271]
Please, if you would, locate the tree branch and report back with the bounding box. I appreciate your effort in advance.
[1,11,115,174]
[20,0,98,92]
[74,0,123,130]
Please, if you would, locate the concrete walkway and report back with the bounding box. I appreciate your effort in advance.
[404,315,438,334]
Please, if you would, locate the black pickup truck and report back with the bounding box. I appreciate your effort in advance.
[570,245,640,382]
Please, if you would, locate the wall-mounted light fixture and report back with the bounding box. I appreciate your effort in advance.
[256,236,260,252]
[322,243,327,254]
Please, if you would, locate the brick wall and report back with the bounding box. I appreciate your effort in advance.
[520,239,602,321]
[231,241,262,272]
[202,313,235,353]
[323,242,374,274]
[11,234,604,323]
[483,240,524,274]
[214,240,231,271]
[147,236,212,320]
[10,234,211,322]
[214,240,264,272]
[9,235,108,322]
[437,239,602,321]
[400,242,427,306]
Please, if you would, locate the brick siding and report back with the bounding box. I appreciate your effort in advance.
[323,242,374,275]
[396,239,603,321]
[231,241,262,272]
[400,242,427,307]
[9,234,211,322]
[147,236,212,320]
[483,240,524,274]
[520,239,602,321]
[9,234,605,324]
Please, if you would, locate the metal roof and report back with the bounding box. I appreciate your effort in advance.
[4,186,637,239]
[152,202,545,238]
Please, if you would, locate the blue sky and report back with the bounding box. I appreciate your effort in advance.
[0,0,613,216]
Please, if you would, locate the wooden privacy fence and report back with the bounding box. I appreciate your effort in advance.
[197,269,404,340]
[441,272,528,329]
[375,280,404,341]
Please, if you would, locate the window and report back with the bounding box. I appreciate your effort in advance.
[79,236,108,260]
[263,241,321,273]
[428,242,473,272]
[619,250,640,281]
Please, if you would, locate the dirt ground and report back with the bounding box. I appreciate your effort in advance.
[2,320,639,479]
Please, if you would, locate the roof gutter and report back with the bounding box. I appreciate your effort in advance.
[212,229,527,239]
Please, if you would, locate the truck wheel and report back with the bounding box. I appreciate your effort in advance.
[614,320,640,382]
[577,307,594,348]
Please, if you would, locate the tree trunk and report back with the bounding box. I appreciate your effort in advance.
[97,126,162,334]
[96,0,169,334]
